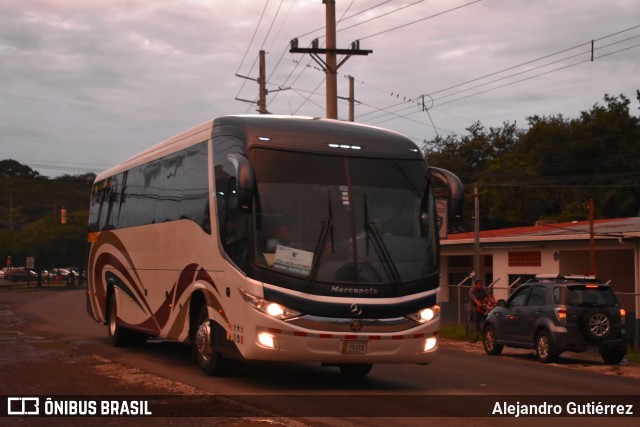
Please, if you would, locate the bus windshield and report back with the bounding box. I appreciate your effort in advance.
[252,148,437,285]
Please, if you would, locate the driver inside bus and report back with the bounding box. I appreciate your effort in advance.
[266,224,296,253]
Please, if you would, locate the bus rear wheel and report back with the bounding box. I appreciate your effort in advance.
[108,293,146,347]
[195,305,228,376]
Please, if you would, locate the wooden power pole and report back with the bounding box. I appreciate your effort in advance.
[289,0,372,119]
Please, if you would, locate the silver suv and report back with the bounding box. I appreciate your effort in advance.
[483,275,627,364]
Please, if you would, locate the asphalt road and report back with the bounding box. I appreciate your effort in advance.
[1,286,639,427]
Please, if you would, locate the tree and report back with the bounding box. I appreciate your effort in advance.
[424,92,640,231]
[0,160,93,268]
[0,160,42,179]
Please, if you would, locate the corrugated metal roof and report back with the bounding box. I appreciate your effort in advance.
[443,217,640,244]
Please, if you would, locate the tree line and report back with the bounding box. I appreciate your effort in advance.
[0,160,94,270]
[425,92,640,232]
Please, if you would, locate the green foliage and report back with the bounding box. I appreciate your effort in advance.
[0,159,42,179]
[439,324,468,341]
[425,93,640,231]
[0,165,94,268]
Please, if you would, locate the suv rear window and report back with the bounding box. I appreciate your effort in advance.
[565,285,618,307]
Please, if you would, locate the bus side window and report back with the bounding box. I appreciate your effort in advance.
[88,182,105,232]
[182,142,210,233]
[214,136,248,271]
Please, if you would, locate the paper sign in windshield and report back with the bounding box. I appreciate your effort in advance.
[273,246,313,276]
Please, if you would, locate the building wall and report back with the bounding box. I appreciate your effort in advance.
[441,241,636,311]
[439,233,639,342]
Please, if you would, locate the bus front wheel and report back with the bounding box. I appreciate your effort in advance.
[195,305,228,376]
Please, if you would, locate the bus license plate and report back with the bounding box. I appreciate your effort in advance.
[341,340,368,354]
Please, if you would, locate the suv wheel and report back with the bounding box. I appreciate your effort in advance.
[600,350,626,365]
[483,325,503,356]
[535,331,557,363]
[582,309,612,342]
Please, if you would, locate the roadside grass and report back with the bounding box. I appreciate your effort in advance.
[626,347,640,363]
[440,324,640,363]
[439,324,467,341]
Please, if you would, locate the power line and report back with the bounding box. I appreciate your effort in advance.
[235,0,271,75]
[336,0,427,35]
[433,44,640,109]
[430,32,640,105]
[293,0,393,40]
[255,0,481,119]
[267,0,296,53]
[235,0,272,103]
[359,0,482,40]
[242,0,286,81]
[361,25,640,127]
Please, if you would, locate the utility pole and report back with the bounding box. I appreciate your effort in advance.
[325,0,338,119]
[337,75,359,121]
[348,75,354,121]
[290,0,372,119]
[9,195,13,231]
[589,198,596,276]
[473,184,480,281]
[235,50,268,114]
[236,50,289,114]
[258,50,267,114]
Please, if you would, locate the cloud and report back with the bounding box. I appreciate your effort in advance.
[0,0,638,176]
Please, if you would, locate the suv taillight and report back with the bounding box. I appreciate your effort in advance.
[554,307,567,324]
[620,308,626,324]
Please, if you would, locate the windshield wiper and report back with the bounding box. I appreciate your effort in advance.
[307,190,334,288]
[363,195,402,290]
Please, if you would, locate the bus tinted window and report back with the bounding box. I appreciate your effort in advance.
[89,141,209,232]
[213,136,247,269]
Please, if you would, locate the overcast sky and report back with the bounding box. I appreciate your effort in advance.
[1,0,639,177]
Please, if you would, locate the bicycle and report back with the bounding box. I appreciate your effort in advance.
[465,298,495,343]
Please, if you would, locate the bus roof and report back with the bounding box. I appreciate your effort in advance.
[215,115,423,158]
[94,115,424,183]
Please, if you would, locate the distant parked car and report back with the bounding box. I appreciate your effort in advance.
[483,274,627,364]
[5,267,38,282]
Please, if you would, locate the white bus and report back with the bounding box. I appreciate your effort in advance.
[86,115,463,377]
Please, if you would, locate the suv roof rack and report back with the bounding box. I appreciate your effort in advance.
[534,274,599,282]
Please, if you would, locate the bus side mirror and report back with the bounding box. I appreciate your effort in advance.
[420,211,429,236]
[420,211,440,236]
[429,167,463,220]
[227,154,255,212]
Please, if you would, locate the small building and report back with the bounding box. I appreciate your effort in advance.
[438,217,640,345]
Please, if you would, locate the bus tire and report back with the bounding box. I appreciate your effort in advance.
[107,293,140,347]
[195,305,228,376]
[338,363,373,377]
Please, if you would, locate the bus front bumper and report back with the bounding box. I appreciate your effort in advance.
[238,314,439,364]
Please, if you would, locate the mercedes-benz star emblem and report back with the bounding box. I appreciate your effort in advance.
[350,303,363,316]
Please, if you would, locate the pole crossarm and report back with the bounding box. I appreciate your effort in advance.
[289,38,372,72]
[289,47,373,55]
[235,97,258,105]
[235,73,259,82]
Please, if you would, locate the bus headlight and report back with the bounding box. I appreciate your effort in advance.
[240,289,302,320]
[407,305,440,323]
[423,336,438,352]
[257,332,278,349]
